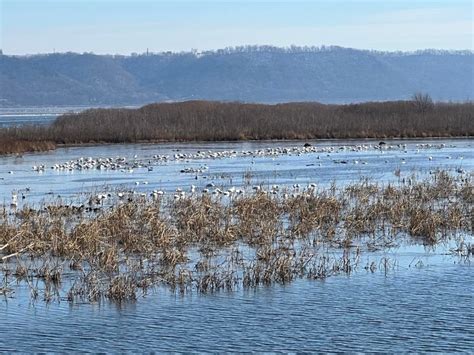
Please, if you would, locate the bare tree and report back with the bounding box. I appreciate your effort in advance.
[412,92,434,113]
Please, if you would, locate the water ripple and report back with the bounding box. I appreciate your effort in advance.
[1,263,472,352]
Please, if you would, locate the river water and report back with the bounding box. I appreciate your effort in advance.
[0,107,71,127]
[1,137,473,351]
[0,114,59,127]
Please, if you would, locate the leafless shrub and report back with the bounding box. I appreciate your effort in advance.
[1,100,472,154]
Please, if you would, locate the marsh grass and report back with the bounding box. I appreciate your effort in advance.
[0,170,472,303]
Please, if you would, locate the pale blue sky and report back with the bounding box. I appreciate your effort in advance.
[1,0,472,54]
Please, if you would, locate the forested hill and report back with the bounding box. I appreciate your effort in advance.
[0,46,472,107]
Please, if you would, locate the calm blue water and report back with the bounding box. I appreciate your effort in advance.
[0,114,58,127]
[0,106,137,127]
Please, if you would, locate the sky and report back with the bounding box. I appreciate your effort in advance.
[0,0,472,55]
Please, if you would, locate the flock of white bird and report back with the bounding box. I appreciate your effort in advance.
[5,141,467,209]
[9,179,324,209]
[29,142,451,174]
[81,181,322,210]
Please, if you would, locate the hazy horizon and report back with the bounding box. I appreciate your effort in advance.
[2,45,473,57]
[1,0,472,55]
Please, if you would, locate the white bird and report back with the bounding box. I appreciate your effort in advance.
[151,191,160,200]
[11,192,18,207]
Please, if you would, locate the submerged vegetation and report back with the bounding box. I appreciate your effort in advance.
[1,170,472,303]
[0,99,473,155]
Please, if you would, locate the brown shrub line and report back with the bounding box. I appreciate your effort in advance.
[0,100,473,155]
[0,138,56,155]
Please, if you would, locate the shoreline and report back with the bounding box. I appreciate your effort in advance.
[1,135,473,156]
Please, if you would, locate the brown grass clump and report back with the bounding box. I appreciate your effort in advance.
[172,195,237,246]
[285,192,342,239]
[234,192,283,245]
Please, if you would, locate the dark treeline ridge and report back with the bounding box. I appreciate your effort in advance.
[0,100,473,154]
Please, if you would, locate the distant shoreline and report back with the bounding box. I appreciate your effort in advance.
[0,100,472,155]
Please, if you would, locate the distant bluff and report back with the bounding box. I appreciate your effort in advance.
[0,46,472,106]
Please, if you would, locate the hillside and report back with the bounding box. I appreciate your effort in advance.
[0,46,472,106]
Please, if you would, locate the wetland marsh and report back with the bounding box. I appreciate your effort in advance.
[1,137,473,352]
